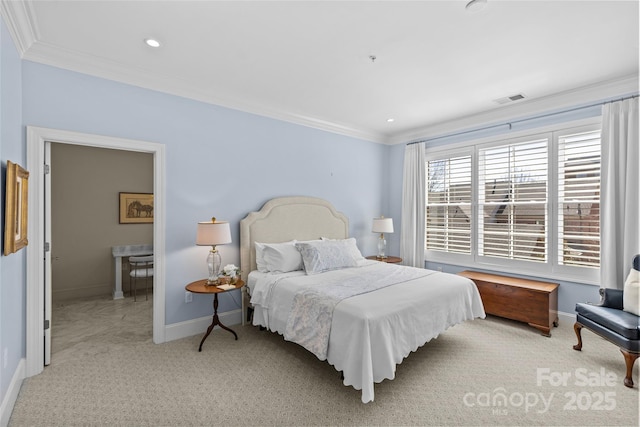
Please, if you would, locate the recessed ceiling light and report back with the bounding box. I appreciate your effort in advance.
[144,38,161,48]
[465,0,487,12]
[387,118,395,123]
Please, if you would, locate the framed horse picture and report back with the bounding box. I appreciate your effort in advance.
[119,192,154,224]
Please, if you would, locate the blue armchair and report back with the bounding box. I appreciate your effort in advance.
[573,256,640,388]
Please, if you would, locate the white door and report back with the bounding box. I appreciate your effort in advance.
[44,141,52,365]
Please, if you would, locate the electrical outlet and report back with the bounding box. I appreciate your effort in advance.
[437,266,443,272]
[185,291,193,303]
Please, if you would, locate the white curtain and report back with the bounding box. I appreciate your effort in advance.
[600,97,639,289]
[400,143,426,267]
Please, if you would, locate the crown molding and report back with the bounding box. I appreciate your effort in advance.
[0,0,38,55]
[4,0,635,147]
[21,38,386,144]
[389,74,639,145]
[15,34,640,147]
[1,0,384,143]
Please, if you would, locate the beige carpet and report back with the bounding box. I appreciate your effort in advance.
[9,297,639,426]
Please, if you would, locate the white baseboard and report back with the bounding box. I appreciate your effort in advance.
[0,358,25,427]
[164,309,242,342]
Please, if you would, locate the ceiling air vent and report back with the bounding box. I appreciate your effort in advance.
[494,93,526,105]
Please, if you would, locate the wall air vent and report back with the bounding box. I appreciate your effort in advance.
[494,93,526,104]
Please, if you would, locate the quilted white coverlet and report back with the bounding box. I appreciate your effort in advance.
[249,261,485,403]
[284,263,432,360]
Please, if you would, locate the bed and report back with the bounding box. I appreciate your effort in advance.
[240,196,485,403]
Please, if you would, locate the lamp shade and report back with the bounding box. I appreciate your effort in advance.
[196,220,232,246]
[372,217,394,234]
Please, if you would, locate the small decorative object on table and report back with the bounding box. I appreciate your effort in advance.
[222,264,240,284]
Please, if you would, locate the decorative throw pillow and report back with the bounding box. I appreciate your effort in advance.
[295,239,359,275]
[320,237,365,261]
[623,268,640,316]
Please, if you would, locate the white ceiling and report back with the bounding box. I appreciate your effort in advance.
[2,1,638,144]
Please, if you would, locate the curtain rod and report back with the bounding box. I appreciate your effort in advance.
[407,94,639,146]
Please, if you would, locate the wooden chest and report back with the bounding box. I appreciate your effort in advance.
[458,270,559,336]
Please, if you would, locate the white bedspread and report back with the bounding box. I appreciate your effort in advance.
[249,261,485,403]
[284,263,433,360]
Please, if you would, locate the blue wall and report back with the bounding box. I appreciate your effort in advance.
[21,61,389,324]
[0,18,26,407]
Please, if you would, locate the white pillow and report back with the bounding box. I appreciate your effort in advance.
[255,241,303,273]
[623,268,640,316]
[320,237,364,260]
[295,239,359,275]
[254,242,268,272]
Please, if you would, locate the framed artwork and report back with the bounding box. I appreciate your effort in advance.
[4,161,29,255]
[119,192,154,224]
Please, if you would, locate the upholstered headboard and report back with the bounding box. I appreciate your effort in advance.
[239,196,349,282]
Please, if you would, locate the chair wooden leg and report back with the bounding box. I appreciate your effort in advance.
[621,349,639,388]
[573,322,583,351]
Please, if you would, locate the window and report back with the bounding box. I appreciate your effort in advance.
[425,120,601,283]
[478,138,548,262]
[557,130,601,268]
[426,155,472,254]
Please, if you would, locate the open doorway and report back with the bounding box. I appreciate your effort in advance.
[26,126,166,378]
[48,143,154,364]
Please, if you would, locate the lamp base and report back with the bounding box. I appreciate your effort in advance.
[206,248,222,284]
[377,234,387,259]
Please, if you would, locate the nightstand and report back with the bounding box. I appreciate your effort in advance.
[185,278,245,351]
[365,255,402,264]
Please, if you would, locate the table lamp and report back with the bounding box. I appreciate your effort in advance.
[372,216,393,259]
[196,217,232,284]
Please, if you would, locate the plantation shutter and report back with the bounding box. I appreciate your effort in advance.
[425,155,472,254]
[478,139,548,262]
[558,130,601,267]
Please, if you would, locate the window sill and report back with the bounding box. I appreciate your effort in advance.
[425,254,600,286]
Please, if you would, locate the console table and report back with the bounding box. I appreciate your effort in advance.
[112,244,153,299]
[458,270,559,336]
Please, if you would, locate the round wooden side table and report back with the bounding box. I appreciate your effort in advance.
[365,255,402,264]
[185,278,245,351]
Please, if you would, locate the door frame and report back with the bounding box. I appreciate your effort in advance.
[25,126,166,377]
